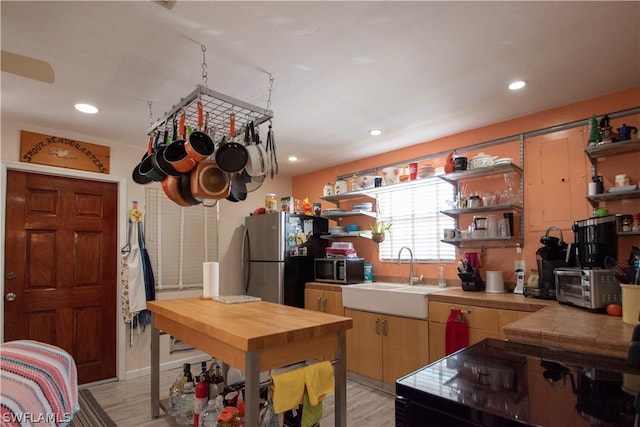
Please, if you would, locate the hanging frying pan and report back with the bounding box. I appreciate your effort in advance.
[163,113,196,173]
[139,134,166,182]
[226,172,247,202]
[215,112,248,173]
[132,138,153,184]
[151,130,180,177]
[185,100,215,162]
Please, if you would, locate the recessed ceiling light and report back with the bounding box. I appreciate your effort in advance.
[288,156,298,162]
[74,103,99,114]
[508,80,526,91]
[369,129,382,136]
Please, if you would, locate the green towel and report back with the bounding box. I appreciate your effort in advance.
[301,392,321,427]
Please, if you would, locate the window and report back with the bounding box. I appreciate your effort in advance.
[143,188,219,291]
[376,178,456,262]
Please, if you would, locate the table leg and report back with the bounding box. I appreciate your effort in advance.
[335,330,347,427]
[151,323,160,418]
[244,350,260,427]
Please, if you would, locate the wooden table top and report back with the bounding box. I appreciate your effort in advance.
[147,298,353,353]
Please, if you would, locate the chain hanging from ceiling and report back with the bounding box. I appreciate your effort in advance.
[147,45,274,140]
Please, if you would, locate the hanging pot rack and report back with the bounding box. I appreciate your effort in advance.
[147,84,273,138]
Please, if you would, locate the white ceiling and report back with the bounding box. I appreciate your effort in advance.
[1,1,639,176]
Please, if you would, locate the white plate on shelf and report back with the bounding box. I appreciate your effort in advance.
[494,158,513,165]
[609,184,638,192]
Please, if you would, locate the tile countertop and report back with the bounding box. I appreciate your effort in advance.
[305,283,635,360]
[427,288,635,360]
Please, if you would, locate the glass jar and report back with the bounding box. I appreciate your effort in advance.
[632,214,640,232]
[265,193,277,213]
[622,215,633,232]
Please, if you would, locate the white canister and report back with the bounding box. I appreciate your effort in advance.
[323,182,334,197]
[485,271,505,293]
[334,180,348,194]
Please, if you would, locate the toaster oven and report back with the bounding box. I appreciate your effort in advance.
[554,268,621,311]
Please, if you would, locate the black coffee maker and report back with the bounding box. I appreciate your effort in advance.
[526,226,568,299]
[572,215,618,268]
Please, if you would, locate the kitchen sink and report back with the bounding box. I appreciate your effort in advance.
[342,282,450,319]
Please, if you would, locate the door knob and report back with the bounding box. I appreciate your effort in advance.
[6,272,16,280]
[5,293,16,301]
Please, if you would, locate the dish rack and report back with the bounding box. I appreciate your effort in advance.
[147,84,273,137]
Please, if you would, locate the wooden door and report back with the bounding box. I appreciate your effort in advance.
[382,315,428,385]
[4,170,118,384]
[345,309,382,380]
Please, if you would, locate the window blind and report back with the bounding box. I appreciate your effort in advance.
[376,178,456,262]
[144,188,219,290]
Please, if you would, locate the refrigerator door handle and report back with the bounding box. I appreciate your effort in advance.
[242,225,251,294]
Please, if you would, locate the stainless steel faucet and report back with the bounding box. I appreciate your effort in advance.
[397,246,418,285]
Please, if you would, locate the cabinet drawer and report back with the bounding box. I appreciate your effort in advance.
[429,301,500,333]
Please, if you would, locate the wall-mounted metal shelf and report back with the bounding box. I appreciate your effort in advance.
[584,139,640,162]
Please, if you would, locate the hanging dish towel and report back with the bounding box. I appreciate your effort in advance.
[270,366,306,414]
[127,221,148,316]
[445,308,469,355]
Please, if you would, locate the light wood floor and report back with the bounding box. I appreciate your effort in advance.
[86,367,396,426]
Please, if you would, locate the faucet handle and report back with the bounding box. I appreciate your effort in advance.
[412,274,424,284]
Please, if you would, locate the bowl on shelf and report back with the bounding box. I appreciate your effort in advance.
[344,224,359,232]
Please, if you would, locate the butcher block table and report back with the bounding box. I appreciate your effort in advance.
[147,298,353,427]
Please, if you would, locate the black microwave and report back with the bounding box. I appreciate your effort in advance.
[314,258,364,284]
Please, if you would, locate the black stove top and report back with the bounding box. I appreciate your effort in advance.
[396,339,639,427]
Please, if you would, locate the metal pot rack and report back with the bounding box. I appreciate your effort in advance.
[147,84,273,138]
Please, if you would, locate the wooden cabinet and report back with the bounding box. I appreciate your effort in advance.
[345,308,428,385]
[427,301,530,363]
[305,287,344,316]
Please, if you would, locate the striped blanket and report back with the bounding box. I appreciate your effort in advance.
[1,340,79,427]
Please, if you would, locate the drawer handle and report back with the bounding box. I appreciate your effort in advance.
[452,307,471,314]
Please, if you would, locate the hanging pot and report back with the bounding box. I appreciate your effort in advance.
[215,112,248,173]
[178,172,202,206]
[161,175,190,207]
[163,113,196,173]
[185,100,215,162]
[190,160,230,199]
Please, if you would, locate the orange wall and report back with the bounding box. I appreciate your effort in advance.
[293,87,640,284]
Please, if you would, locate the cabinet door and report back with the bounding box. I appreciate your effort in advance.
[498,310,530,340]
[345,309,382,380]
[382,315,429,385]
[525,127,591,232]
[428,321,446,363]
[304,288,323,312]
[323,290,344,316]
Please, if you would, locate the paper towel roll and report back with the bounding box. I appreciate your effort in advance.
[203,262,219,298]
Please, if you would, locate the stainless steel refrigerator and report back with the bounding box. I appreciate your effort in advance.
[243,212,328,307]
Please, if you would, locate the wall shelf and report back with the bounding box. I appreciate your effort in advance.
[584,139,640,162]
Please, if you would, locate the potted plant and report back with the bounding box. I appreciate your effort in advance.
[370,219,392,243]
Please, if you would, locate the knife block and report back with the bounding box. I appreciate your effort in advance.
[458,268,485,291]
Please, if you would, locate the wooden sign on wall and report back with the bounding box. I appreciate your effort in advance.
[19,130,110,174]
